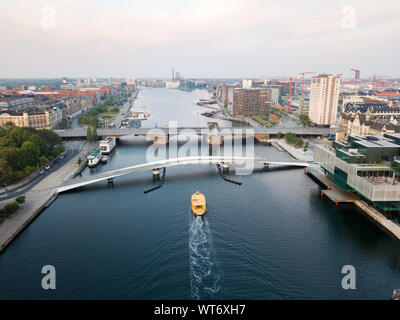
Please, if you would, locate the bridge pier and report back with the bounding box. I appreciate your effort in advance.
[263,163,269,171]
[152,168,160,181]
[207,134,223,145]
[148,134,169,145]
[222,162,229,173]
[107,177,114,185]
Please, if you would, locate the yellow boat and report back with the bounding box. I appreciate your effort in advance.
[191,191,206,215]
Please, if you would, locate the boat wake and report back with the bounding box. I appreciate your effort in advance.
[189,216,221,300]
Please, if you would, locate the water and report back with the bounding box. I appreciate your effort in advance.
[0,88,400,299]
[189,216,221,300]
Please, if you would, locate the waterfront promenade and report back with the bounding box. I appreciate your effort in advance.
[0,142,95,253]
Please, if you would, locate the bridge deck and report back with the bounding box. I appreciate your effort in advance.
[55,127,332,138]
[57,156,309,193]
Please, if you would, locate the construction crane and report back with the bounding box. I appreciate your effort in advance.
[298,72,315,97]
[263,76,296,110]
[369,74,390,93]
[350,68,360,94]
[378,80,387,92]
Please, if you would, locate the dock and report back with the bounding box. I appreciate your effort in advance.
[305,166,357,205]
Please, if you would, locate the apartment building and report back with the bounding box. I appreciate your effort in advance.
[308,74,340,126]
[232,88,271,117]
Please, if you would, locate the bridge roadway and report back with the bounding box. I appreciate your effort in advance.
[57,156,310,193]
[55,126,332,139]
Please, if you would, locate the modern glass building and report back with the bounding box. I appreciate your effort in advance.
[315,134,400,212]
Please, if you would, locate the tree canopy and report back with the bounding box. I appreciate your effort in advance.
[0,123,64,185]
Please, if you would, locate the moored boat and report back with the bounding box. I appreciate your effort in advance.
[101,155,109,163]
[99,137,116,154]
[87,148,102,167]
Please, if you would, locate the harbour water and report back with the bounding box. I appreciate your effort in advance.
[0,88,399,299]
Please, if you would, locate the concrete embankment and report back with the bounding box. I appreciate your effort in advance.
[305,166,400,243]
[0,142,95,254]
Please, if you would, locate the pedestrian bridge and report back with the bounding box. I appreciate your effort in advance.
[57,156,310,193]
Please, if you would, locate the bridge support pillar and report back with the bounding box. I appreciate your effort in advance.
[207,134,223,145]
[107,177,114,185]
[264,163,269,171]
[152,168,160,181]
[222,163,229,173]
[148,134,169,145]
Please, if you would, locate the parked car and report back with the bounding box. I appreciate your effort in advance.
[39,170,45,174]
[45,165,50,170]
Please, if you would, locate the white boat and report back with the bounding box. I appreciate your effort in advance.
[101,155,109,163]
[87,148,102,167]
[99,137,116,154]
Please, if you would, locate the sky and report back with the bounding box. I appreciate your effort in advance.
[0,0,399,79]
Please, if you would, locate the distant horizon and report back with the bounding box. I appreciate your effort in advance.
[0,75,399,81]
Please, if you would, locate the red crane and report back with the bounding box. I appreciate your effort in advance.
[263,76,296,110]
[298,72,315,97]
[350,68,360,94]
[378,80,387,91]
[369,75,390,93]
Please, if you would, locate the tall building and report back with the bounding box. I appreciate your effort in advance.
[232,88,271,117]
[308,74,340,126]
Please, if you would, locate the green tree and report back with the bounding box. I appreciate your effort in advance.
[299,114,311,128]
[0,158,13,185]
[9,127,25,148]
[92,126,98,141]
[4,201,20,216]
[21,141,40,166]
[16,195,25,204]
[87,126,93,142]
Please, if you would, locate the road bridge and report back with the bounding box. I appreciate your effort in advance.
[57,155,309,193]
[55,126,332,141]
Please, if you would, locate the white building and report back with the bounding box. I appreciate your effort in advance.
[165,80,180,89]
[308,74,340,126]
[126,77,136,85]
[242,79,253,89]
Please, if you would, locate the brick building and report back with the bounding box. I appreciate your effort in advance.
[232,88,271,117]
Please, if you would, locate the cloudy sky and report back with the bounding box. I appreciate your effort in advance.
[1,0,399,79]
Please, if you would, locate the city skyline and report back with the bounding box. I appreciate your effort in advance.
[1,0,399,78]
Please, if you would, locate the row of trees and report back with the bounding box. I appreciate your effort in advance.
[284,132,304,148]
[0,123,64,184]
[78,95,124,127]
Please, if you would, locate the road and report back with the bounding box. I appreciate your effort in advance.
[114,90,139,128]
[0,141,84,201]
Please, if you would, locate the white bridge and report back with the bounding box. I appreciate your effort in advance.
[57,156,309,193]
